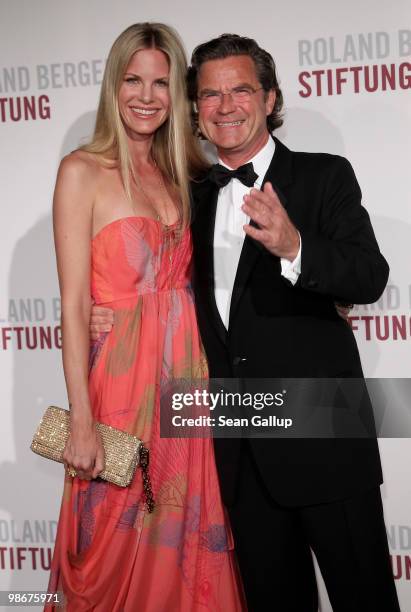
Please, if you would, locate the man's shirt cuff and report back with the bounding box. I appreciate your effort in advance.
[280,233,302,285]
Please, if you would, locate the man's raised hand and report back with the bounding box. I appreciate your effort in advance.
[242,182,300,261]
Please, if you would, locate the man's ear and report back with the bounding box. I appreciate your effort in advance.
[265,89,276,116]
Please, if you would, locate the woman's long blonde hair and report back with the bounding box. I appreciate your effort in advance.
[82,22,207,227]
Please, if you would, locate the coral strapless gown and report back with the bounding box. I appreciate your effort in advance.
[46,217,245,611]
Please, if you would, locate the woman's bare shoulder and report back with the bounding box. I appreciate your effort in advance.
[57,150,103,185]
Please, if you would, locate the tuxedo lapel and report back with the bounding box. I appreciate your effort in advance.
[191,179,228,345]
[228,137,293,327]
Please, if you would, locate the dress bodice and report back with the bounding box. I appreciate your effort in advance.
[91,216,192,305]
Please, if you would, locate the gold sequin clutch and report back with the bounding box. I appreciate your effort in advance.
[31,406,154,510]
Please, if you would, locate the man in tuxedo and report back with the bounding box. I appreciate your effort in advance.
[186,34,399,612]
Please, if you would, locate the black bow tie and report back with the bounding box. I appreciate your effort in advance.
[208,162,258,188]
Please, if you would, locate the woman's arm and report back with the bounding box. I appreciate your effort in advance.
[53,153,104,480]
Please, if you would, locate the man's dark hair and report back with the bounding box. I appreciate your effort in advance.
[187,33,284,132]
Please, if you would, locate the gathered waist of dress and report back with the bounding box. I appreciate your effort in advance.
[93,285,193,308]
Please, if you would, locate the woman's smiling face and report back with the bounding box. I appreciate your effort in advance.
[118,48,170,140]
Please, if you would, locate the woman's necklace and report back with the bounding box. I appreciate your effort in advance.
[132,163,172,227]
[132,163,178,272]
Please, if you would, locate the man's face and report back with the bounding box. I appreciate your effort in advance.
[197,55,275,162]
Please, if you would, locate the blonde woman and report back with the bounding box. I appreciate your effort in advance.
[47,23,244,611]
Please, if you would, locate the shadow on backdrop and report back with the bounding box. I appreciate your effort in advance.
[1,111,96,591]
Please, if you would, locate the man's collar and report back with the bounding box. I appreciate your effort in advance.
[217,135,275,187]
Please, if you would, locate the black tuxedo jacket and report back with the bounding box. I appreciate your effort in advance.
[191,137,389,507]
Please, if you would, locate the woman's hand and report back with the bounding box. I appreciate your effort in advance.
[335,302,353,321]
[63,420,105,480]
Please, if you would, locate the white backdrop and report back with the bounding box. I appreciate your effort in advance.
[0,0,410,610]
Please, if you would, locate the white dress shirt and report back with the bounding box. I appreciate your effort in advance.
[213,136,301,328]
